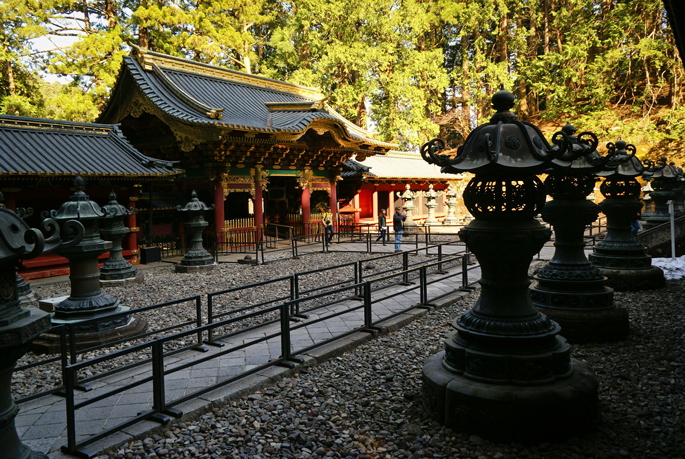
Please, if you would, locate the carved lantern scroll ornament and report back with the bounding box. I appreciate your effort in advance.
[0,195,84,459]
[419,87,599,442]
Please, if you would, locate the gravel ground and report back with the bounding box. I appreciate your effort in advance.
[93,277,685,459]
[14,250,462,399]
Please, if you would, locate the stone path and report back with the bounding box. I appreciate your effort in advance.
[17,241,568,459]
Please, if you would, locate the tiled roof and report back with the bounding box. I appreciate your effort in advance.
[341,159,374,178]
[0,115,182,178]
[355,151,463,180]
[102,48,394,149]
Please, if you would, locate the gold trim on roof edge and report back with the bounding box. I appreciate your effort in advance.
[0,118,111,135]
[153,64,224,119]
[133,46,325,100]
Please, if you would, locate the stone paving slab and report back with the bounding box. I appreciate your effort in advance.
[20,243,574,458]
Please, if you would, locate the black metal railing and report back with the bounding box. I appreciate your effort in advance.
[57,245,478,456]
[13,296,205,404]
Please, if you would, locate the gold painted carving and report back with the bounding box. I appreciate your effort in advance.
[296,170,312,189]
[171,126,204,152]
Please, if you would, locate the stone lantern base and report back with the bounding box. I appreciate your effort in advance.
[100,272,145,287]
[590,260,666,291]
[175,262,217,274]
[534,303,629,343]
[422,354,598,443]
[31,314,148,354]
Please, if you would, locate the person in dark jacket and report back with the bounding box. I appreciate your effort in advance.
[393,206,406,252]
[376,209,387,245]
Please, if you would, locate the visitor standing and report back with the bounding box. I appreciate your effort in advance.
[376,209,387,245]
[393,206,406,252]
[323,206,334,244]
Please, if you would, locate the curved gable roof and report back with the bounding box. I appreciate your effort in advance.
[99,48,394,150]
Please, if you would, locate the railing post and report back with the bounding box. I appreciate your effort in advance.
[207,294,214,345]
[59,325,68,392]
[420,266,427,305]
[195,296,208,352]
[355,261,361,297]
[402,251,409,284]
[69,323,78,366]
[364,281,373,329]
[63,366,77,454]
[462,254,468,289]
[290,276,298,316]
[280,302,292,361]
[152,340,166,413]
[437,245,444,274]
[367,231,371,253]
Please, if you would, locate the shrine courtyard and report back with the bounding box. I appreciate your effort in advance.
[20,247,685,459]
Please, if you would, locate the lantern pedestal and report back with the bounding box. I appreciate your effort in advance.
[175,263,217,274]
[31,313,148,354]
[0,309,52,459]
[176,191,216,273]
[423,353,598,443]
[100,191,138,284]
[589,178,665,291]
[643,189,676,230]
[530,174,629,343]
[422,216,599,442]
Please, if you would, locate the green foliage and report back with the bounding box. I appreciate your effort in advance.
[2,0,684,151]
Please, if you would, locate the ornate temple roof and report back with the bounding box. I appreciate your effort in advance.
[0,115,182,179]
[98,47,395,154]
[354,151,464,182]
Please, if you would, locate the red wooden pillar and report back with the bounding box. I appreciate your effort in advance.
[254,168,264,242]
[372,188,379,222]
[302,185,311,235]
[388,190,395,215]
[353,194,360,224]
[127,188,139,264]
[214,180,225,243]
[329,179,338,230]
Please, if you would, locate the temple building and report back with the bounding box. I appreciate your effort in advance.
[97,47,395,244]
[341,151,469,226]
[0,115,182,278]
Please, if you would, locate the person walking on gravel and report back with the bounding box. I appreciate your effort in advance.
[376,209,387,245]
[393,206,406,252]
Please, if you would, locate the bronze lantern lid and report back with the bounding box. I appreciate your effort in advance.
[47,176,107,221]
[595,140,644,178]
[102,190,132,219]
[422,87,568,175]
[177,190,214,213]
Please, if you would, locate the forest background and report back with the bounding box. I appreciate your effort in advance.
[1,0,684,159]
